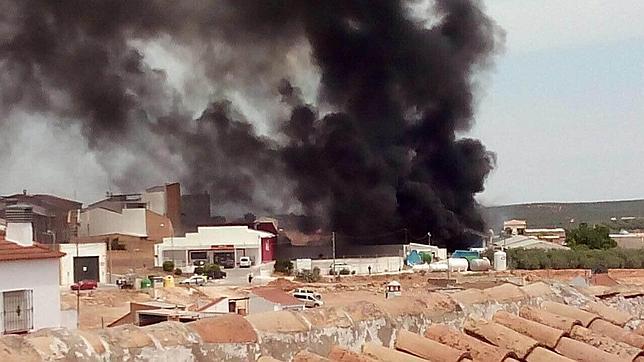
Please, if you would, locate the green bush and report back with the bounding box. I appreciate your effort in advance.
[505,248,644,270]
[194,266,205,275]
[420,252,433,264]
[174,268,182,276]
[274,259,294,275]
[339,268,351,275]
[162,261,175,272]
[295,267,321,282]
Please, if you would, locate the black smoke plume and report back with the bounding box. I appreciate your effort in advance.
[0,0,502,249]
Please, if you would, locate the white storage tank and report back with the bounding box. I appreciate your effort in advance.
[469,258,491,271]
[429,261,448,272]
[447,258,469,272]
[494,250,507,271]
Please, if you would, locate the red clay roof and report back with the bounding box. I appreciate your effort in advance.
[252,288,304,306]
[0,236,65,261]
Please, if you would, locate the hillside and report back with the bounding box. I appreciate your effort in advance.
[483,199,644,232]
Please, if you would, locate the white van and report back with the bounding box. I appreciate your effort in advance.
[293,288,322,300]
[293,292,324,308]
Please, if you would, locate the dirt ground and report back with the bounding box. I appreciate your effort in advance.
[64,268,644,329]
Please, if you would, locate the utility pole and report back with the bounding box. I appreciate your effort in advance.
[332,232,336,276]
[76,238,80,329]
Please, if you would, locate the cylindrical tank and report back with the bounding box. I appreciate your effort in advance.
[494,251,507,271]
[163,275,175,288]
[429,262,448,272]
[469,258,491,271]
[447,258,469,272]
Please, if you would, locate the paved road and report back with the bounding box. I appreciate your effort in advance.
[208,265,264,286]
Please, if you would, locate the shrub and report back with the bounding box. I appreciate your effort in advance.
[274,259,294,275]
[194,266,205,275]
[420,252,433,264]
[339,268,351,275]
[295,267,321,282]
[505,247,644,270]
[162,261,175,272]
[351,270,356,275]
[174,268,182,276]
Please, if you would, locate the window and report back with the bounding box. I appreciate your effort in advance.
[189,251,208,260]
[3,290,33,334]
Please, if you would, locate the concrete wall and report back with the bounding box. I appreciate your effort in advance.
[141,190,166,216]
[59,243,107,285]
[0,259,61,333]
[310,256,404,275]
[79,208,147,237]
[202,299,231,314]
[611,234,644,249]
[145,210,173,242]
[248,295,280,314]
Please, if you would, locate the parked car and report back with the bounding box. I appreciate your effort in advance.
[239,256,252,268]
[293,292,324,308]
[179,275,207,286]
[70,279,98,291]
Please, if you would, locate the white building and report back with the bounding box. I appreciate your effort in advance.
[493,235,569,250]
[155,226,276,270]
[79,207,148,237]
[403,242,448,261]
[0,208,65,334]
[58,242,108,286]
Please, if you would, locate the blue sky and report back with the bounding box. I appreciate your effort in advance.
[471,0,644,205]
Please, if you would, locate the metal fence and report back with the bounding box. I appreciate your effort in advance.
[3,289,33,334]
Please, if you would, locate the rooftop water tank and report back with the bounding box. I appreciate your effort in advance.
[494,250,507,271]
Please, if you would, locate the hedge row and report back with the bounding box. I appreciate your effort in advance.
[488,248,644,271]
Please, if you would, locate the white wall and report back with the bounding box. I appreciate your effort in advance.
[79,207,147,237]
[5,222,33,246]
[310,256,404,275]
[155,226,267,266]
[248,295,279,314]
[59,243,107,285]
[0,259,61,333]
[201,299,230,314]
[142,190,166,216]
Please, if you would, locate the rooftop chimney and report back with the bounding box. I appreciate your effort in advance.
[5,204,34,246]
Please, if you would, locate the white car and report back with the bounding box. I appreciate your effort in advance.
[329,262,352,274]
[239,256,252,268]
[179,275,206,286]
[293,292,324,308]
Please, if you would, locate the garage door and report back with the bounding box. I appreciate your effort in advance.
[74,256,99,282]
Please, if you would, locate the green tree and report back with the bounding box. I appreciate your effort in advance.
[566,223,616,250]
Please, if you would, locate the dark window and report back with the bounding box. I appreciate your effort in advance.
[190,251,207,260]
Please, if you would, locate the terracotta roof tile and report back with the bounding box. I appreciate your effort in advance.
[463,318,539,359]
[554,336,628,362]
[519,305,581,333]
[493,311,565,349]
[292,350,329,362]
[425,324,516,362]
[583,301,632,327]
[569,325,644,361]
[328,346,377,362]
[541,301,600,327]
[588,319,644,349]
[525,346,574,362]
[252,288,303,306]
[362,342,426,362]
[0,237,65,261]
[394,329,470,362]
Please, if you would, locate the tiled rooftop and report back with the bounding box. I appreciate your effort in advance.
[2,280,644,361]
[0,236,65,261]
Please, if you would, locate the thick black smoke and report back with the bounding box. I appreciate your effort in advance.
[0,0,502,249]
